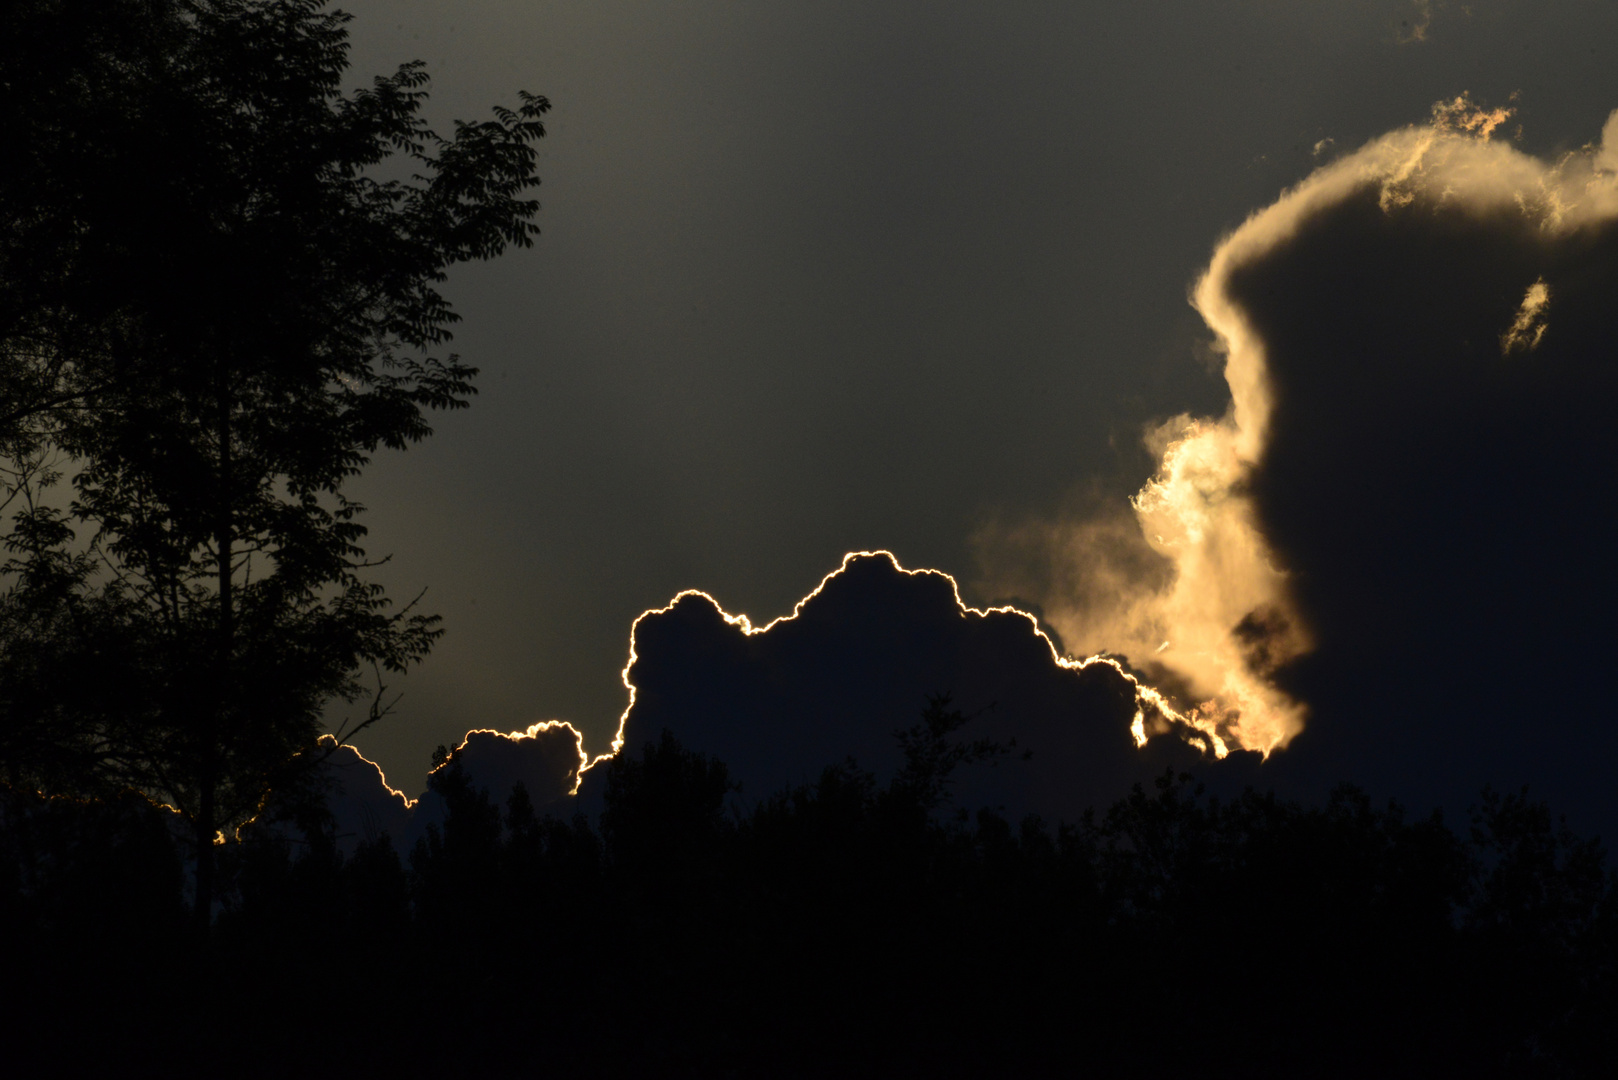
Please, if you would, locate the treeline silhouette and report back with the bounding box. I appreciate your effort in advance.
[5,698,1615,1078]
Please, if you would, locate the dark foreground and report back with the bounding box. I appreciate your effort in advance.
[5,721,1615,1078]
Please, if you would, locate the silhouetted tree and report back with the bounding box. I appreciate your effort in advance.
[9,687,1616,1075]
[886,692,1014,817]
[410,757,504,927]
[1462,785,1616,1070]
[0,0,548,922]
[0,784,192,1072]
[601,728,733,883]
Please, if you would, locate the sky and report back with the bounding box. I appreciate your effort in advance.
[323,1,1618,835]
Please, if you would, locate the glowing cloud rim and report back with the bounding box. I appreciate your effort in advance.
[353,550,1226,805]
[582,549,1226,775]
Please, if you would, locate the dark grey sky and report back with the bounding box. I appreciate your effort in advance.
[329,0,1618,784]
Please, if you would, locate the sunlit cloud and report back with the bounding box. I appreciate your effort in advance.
[1397,0,1434,45]
[978,97,1618,761]
[1501,278,1551,355]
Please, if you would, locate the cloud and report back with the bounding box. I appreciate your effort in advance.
[339,552,1243,830]
[577,551,1224,822]
[1398,0,1435,46]
[338,101,1618,838]
[433,723,587,803]
[981,99,1618,834]
[320,740,417,851]
[975,416,1312,759]
[317,723,584,853]
[1226,101,1618,822]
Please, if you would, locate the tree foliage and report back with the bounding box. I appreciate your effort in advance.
[8,711,1615,1076]
[0,0,548,910]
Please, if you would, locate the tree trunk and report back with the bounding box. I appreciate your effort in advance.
[196,367,234,932]
[194,778,215,935]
